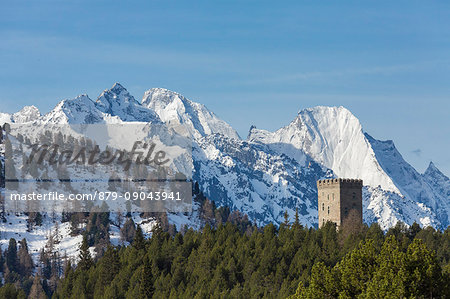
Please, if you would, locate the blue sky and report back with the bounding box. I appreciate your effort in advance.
[1,0,449,175]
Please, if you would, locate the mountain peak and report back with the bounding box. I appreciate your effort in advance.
[298,105,353,119]
[142,88,240,139]
[141,88,186,106]
[98,83,135,103]
[110,82,126,92]
[94,83,159,122]
[41,94,104,124]
[12,105,41,123]
[427,161,437,170]
[424,161,447,178]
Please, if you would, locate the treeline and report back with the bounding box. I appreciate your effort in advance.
[1,217,448,298]
[0,187,252,298]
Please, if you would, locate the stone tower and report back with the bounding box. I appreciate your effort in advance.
[317,178,363,228]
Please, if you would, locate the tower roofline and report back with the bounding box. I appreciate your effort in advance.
[317,178,363,186]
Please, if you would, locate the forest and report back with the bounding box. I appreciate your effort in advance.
[0,203,448,298]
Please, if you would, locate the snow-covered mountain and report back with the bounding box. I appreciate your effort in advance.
[248,106,397,192]
[41,94,106,124]
[12,105,41,123]
[423,162,450,201]
[0,105,41,124]
[365,134,449,227]
[1,84,448,236]
[142,88,239,140]
[193,134,331,227]
[248,106,448,229]
[95,83,160,123]
[13,83,161,125]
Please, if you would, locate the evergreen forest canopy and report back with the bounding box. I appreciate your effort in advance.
[0,210,449,298]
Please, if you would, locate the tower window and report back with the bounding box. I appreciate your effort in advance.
[328,206,330,215]
[322,203,324,211]
[332,193,335,200]
[327,194,329,200]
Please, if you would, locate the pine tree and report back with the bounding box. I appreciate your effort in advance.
[120,217,136,243]
[139,258,154,299]
[6,238,18,273]
[406,238,443,298]
[294,208,300,228]
[364,236,407,298]
[283,210,289,227]
[338,239,378,297]
[18,238,34,277]
[304,261,338,298]
[28,275,47,299]
[98,246,120,288]
[134,225,145,250]
[78,235,93,271]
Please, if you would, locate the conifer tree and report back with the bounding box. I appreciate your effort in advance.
[18,238,34,277]
[98,246,120,288]
[28,275,46,299]
[364,235,407,298]
[6,238,18,273]
[78,235,93,271]
[406,238,443,298]
[139,258,154,299]
[294,208,300,227]
[120,217,136,243]
[134,225,145,250]
[283,210,289,227]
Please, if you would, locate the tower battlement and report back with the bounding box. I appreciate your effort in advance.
[317,178,363,228]
[317,178,363,187]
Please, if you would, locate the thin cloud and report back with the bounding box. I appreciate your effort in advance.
[237,60,447,86]
[411,149,422,157]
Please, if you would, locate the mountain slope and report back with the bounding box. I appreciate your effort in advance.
[41,95,105,124]
[95,83,160,122]
[423,162,450,200]
[366,134,449,227]
[1,85,447,232]
[142,88,240,140]
[193,134,331,226]
[248,106,398,192]
[12,105,41,123]
[248,106,447,229]
[0,105,41,125]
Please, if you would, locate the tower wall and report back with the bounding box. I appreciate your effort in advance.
[317,178,363,228]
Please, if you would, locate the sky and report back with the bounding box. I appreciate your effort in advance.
[1,0,449,175]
